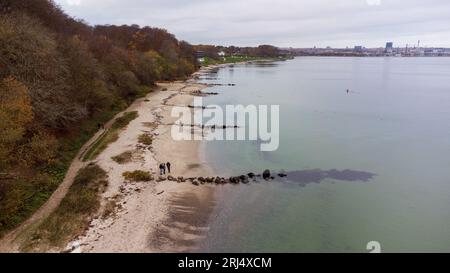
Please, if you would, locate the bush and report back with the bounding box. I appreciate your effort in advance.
[138,134,153,146]
[122,170,153,182]
[111,151,133,164]
[21,132,58,167]
[0,77,33,170]
[112,111,138,130]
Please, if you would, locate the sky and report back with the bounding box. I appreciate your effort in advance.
[54,0,450,48]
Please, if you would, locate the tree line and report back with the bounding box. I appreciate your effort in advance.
[0,0,200,234]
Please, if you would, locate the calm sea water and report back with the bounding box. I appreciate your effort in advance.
[197,57,450,253]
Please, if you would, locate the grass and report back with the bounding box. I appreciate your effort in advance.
[138,134,153,146]
[21,164,107,252]
[111,111,139,130]
[111,151,133,164]
[82,111,138,161]
[142,122,157,129]
[122,170,154,182]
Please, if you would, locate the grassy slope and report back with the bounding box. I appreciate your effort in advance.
[82,111,139,161]
[21,164,108,252]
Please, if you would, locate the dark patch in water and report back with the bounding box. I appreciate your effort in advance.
[279,169,376,187]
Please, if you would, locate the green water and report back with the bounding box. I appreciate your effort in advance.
[198,57,450,253]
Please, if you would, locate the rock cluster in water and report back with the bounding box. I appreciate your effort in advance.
[154,169,287,186]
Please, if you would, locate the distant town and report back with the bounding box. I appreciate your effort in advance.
[282,42,450,57]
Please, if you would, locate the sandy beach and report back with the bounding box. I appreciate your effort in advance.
[68,75,220,252]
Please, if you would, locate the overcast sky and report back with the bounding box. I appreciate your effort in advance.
[54,0,450,48]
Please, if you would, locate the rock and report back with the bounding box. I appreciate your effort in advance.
[198,177,205,183]
[206,177,214,183]
[214,177,222,184]
[278,173,287,178]
[177,176,185,182]
[262,169,271,180]
[247,172,255,178]
[239,175,249,184]
[167,175,175,181]
[229,177,240,184]
[192,181,199,186]
[157,176,167,182]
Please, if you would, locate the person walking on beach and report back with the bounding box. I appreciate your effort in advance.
[166,162,171,173]
[159,163,166,175]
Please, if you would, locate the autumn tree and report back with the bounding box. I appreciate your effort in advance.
[0,13,85,129]
[0,78,34,170]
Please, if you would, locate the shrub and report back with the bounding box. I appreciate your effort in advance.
[111,151,133,164]
[138,134,153,145]
[112,111,138,130]
[122,170,153,182]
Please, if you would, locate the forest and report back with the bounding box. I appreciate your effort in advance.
[0,0,283,236]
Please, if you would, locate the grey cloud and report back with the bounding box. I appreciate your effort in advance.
[54,0,450,47]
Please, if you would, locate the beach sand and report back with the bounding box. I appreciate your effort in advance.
[72,78,217,253]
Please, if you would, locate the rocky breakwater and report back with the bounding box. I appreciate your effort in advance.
[147,169,288,186]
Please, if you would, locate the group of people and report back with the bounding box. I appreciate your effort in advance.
[159,162,172,175]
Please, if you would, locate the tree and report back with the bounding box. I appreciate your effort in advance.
[0,77,34,170]
[0,13,85,129]
[59,36,112,113]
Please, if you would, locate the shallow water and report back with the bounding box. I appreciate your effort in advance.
[197,57,450,252]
